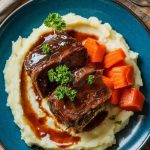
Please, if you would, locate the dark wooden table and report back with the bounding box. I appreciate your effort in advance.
[0,0,149,150]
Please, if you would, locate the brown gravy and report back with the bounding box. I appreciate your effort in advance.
[67,30,98,42]
[29,30,98,53]
[21,30,105,149]
[21,69,80,148]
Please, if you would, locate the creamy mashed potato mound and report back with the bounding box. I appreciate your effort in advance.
[4,13,143,150]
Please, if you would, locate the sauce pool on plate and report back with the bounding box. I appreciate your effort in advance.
[21,30,106,148]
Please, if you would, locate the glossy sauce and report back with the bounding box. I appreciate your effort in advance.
[24,31,94,98]
[67,30,98,42]
[21,31,101,148]
[24,31,97,75]
[34,90,61,129]
[21,69,80,148]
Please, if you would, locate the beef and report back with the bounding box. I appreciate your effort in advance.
[24,32,112,132]
[72,65,96,88]
[49,68,112,132]
[24,33,88,98]
[72,65,103,88]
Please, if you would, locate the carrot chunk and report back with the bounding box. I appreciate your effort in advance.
[126,66,134,85]
[110,89,121,105]
[104,48,126,68]
[113,60,127,67]
[102,76,114,89]
[108,65,134,89]
[119,88,145,111]
[84,38,106,63]
[104,69,113,78]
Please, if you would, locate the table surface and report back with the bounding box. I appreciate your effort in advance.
[0,0,149,150]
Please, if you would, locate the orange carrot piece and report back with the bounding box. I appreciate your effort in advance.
[110,89,121,105]
[98,44,106,62]
[119,88,145,111]
[102,76,114,89]
[104,48,126,68]
[105,69,113,78]
[113,60,127,67]
[84,38,106,63]
[108,65,134,89]
[126,65,134,85]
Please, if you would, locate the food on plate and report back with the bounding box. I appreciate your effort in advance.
[49,65,111,132]
[4,13,145,150]
[104,48,126,68]
[84,38,106,63]
[24,33,87,98]
[119,88,145,111]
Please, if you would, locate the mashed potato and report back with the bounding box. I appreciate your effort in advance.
[4,13,143,150]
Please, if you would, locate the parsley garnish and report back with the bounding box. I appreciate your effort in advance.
[87,74,95,85]
[66,89,77,101]
[55,65,72,85]
[48,65,75,101]
[109,115,116,120]
[55,86,67,100]
[48,65,72,85]
[55,86,77,101]
[115,120,122,125]
[44,13,66,33]
[42,43,51,54]
[48,69,56,82]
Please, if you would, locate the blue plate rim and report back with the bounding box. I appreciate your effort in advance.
[0,0,150,150]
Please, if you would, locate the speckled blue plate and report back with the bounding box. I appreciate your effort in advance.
[0,0,150,150]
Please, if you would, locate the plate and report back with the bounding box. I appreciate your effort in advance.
[0,0,150,150]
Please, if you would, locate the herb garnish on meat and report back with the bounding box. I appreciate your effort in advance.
[44,13,66,33]
[43,13,77,101]
[55,86,77,101]
[47,69,56,82]
[48,65,77,101]
[66,88,77,101]
[54,86,66,100]
[87,74,95,85]
[48,65,72,85]
[42,43,51,54]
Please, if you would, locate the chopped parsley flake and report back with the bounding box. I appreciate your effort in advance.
[42,43,51,54]
[87,74,95,85]
[55,86,77,101]
[48,69,56,82]
[66,89,77,101]
[55,86,67,100]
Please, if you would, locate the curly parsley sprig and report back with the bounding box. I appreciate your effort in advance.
[55,86,77,101]
[48,65,76,101]
[48,65,72,85]
[54,86,67,100]
[44,13,66,33]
